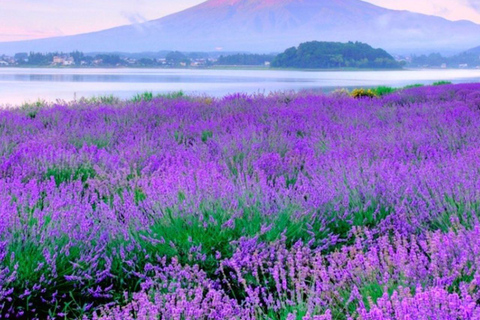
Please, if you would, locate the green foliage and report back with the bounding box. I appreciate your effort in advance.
[201,130,213,143]
[134,204,326,275]
[3,206,95,319]
[132,91,154,102]
[372,86,396,96]
[43,165,96,187]
[2,188,392,318]
[430,196,480,233]
[433,81,452,86]
[272,41,402,69]
[134,188,147,205]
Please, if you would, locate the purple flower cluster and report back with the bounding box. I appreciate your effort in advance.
[1,84,480,318]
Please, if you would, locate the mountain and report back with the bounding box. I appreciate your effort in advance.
[1,0,480,55]
[466,45,480,54]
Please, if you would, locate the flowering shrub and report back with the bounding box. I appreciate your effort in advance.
[1,83,480,318]
[350,88,377,98]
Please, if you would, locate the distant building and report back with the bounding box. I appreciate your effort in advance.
[124,58,136,65]
[52,56,74,66]
[53,56,65,65]
[441,63,447,69]
[0,61,8,66]
[459,63,468,68]
[264,61,271,67]
[191,59,207,67]
[63,57,75,66]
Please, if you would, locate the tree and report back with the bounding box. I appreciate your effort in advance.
[70,51,84,65]
[94,54,122,66]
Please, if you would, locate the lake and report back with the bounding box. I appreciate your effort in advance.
[1,68,480,106]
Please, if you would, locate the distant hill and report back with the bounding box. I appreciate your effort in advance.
[272,41,402,69]
[216,54,276,66]
[466,45,480,54]
[409,51,480,69]
[1,0,480,55]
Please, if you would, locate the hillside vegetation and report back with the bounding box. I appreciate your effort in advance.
[272,41,403,69]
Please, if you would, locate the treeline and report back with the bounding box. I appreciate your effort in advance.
[14,52,83,65]
[13,51,123,66]
[4,41,403,69]
[271,41,403,69]
[409,52,480,68]
[216,54,275,66]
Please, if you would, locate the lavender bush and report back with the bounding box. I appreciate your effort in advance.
[1,84,480,319]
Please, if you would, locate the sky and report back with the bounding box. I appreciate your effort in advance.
[1,0,480,42]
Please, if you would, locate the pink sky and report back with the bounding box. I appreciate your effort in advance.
[0,0,479,42]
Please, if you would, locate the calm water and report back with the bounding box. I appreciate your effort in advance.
[1,68,480,106]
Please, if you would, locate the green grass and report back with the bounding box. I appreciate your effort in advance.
[43,165,96,187]
[403,84,424,89]
[70,134,112,149]
[131,90,185,102]
[20,100,47,119]
[158,90,185,99]
[201,130,213,143]
[2,187,394,319]
[79,95,120,105]
[132,91,154,102]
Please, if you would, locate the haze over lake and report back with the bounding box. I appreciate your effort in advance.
[1,68,480,106]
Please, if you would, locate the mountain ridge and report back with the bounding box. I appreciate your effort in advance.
[1,0,480,55]
[466,45,480,54]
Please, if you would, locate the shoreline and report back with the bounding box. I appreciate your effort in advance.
[0,65,405,72]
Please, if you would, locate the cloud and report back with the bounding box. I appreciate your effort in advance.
[363,0,480,23]
[120,12,149,33]
[121,12,148,25]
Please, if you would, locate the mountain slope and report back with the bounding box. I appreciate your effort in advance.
[1,0,480,54]
[466,45,480,54]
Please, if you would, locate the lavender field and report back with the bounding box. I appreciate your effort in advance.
[2,84,480,319]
